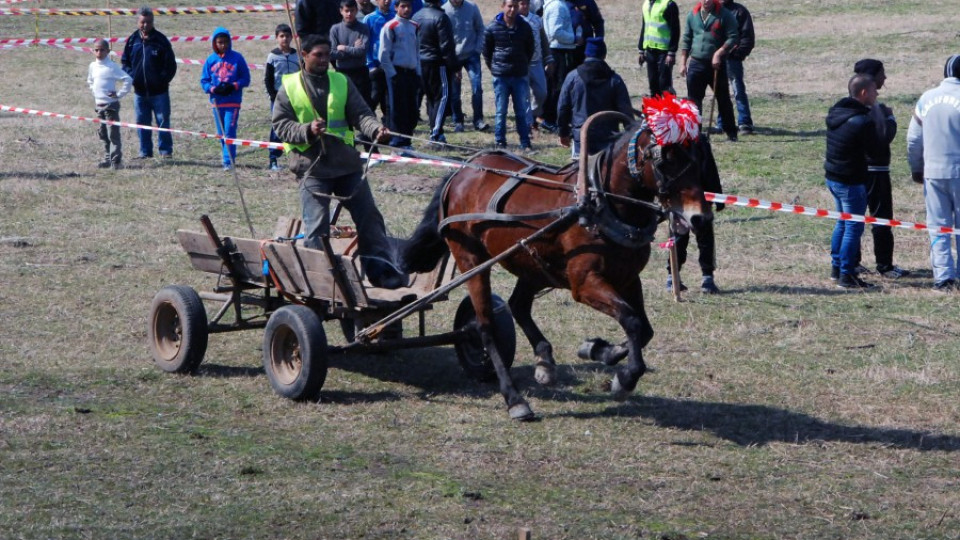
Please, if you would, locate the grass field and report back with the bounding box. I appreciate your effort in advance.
[2,0,960,538]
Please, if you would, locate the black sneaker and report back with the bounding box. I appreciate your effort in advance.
[97,160,111,169]
[739,125,755,135]
[830,266,840,280]
[700,275,720,294]
[878,265,910,279]
[494,141,507,150]
[837,274,878,290]
[474,120,490,132]
[933,279,957,291]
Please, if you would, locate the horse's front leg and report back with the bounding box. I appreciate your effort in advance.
[509,279,556,386]
[572,275,653,401]
[464,270,536,421]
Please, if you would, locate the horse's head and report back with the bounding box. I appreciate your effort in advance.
[581,100,713,236]
[637,132,713,235]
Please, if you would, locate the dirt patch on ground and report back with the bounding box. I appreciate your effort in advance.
[377,173,442,194]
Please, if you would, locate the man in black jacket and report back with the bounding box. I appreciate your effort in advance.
[853,59,909,279]
[483,0,535,151]
[825,74,882,289]
[413,0,457,144]
[556,38,633,157]
[121,6,177,158]
[296,0,342,40]
[717,0,754,135]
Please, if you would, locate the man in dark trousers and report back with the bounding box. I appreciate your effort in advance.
[295,0,342,40]
[556,37,633,158]
[121,6,177,159]
[637,0,680,96]
[825,74,882,289]
[716,0,754,135]
[272,35,406,289]
[853,59,909,279]
[678,0,739,142]
[413,0,457,144]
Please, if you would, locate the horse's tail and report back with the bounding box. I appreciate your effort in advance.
[401,177,450,273]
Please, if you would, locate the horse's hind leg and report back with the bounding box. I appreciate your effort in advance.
[509,279,556,386]
[464,270,536,420]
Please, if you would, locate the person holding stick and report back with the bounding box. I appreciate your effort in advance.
[678,0,738,142]
[271,35,406,289]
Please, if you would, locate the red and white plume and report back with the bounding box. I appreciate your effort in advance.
[642,92,701,146]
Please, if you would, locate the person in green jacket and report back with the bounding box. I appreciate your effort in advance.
[678,0,738,141]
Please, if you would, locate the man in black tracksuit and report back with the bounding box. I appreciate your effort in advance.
[413,0,457,144]
[853,59,909,279]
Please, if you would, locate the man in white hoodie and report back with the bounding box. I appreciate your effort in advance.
[907,55,960,291]
[87,39,132,169]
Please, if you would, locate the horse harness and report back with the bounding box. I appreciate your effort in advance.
[435,128,687,262]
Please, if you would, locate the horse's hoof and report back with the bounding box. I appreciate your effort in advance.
[577,338,608,361]
[610,375,632,402]
[534,361,556,386]
[601,345,630,366]
[508,402,536,421]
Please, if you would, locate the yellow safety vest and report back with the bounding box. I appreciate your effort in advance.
[281,70,354,153]
[641,0,672,51]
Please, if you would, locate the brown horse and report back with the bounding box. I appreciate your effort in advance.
[402,111,712,420]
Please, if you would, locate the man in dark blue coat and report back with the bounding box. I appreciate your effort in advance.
[121,6,177,158]
[556,37,632,157]
[482,0,535,151]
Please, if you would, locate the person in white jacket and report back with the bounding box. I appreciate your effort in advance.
[907,55,960,290]
[87,39,132,169]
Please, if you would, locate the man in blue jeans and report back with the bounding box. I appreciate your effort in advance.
[444,0,489,132]
[483,0,535,152]
[121,6,177,158]
[824,74,882,289]
[716,0,753,135]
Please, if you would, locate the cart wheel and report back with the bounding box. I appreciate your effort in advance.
[263,305,328,401]
[148,285,209,374]
[453,295,516,382]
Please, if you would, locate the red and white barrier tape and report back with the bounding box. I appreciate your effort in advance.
[0,4,286,16]
[42,43,265,70]
[0,34,272,45]
[4,99,950,236]
[1,0,35,4]
[704,192,954,235]
[0,103,464,170]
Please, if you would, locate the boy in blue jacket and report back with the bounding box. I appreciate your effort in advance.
[201,27,251,170]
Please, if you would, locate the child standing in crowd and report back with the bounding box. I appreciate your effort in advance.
[87,39,132,169]
[331,0,373,108]
[200,26,251,170]
[366,0,395,124]
[379,0,420,149]
[264,24,300,170]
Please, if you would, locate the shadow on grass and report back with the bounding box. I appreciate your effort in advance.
[751,126,828,138]
[559,395,960,451]
[198,364,263,378]
[0,171,88,181]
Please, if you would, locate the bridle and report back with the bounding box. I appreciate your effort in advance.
[624,124,698,234]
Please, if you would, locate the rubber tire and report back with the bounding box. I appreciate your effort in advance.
[148,285,209,374]
[453,294,516,382]
[263,305,328,401]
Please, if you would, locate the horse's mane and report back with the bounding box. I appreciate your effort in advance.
[610,121,646,159]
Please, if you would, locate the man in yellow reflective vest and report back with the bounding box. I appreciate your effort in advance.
[272,35,407,289]
[636,0,679,96]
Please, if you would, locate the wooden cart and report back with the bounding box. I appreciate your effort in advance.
[147,215,516,401]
